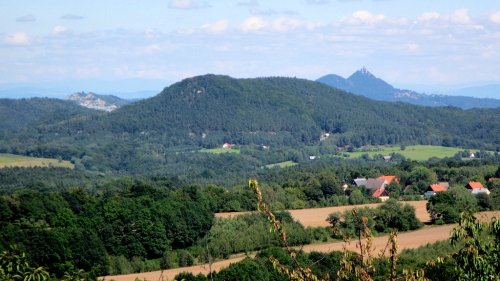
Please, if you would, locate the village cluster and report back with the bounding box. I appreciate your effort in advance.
[351,175,493,201]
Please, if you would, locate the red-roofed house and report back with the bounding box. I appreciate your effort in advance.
[466,182,484,190]
[466,182,490,195]
[222,143,236,149]
[423,184,447,197]
[489,178,500,181]
[377,175,400,184]
[372,188,390,201]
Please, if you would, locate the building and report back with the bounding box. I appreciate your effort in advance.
[423,184,447,197]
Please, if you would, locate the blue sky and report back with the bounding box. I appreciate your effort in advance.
[2,0,500,86]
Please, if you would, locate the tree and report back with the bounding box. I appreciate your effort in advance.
[0,245,49,281]
[348,189,365,205]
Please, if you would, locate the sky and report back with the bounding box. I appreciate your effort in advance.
[1,0,500,87]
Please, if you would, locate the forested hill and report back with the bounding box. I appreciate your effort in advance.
[0,98,100,131]
[316,68,500,109]
[2,74,500,174]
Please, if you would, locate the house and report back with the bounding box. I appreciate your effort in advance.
[261,145,270,149]
[377,175,400,184]
[222,143,236,149]
[352,178,367,187]
[383,156,392,162]
[337,147,343,151]
[364,178,389,191]
[469,152,475,158]
[309,156,316,160]
[372,188,390,201]
[423,184,447,197]
[488,178,500,182]
[466,181,490,195]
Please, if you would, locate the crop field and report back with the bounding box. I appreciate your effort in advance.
[348,145,471,161]
[197,148,241,154]
[0,153,74,169]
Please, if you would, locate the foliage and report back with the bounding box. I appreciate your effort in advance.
[445,212,500,280]
[427,187,478,223]
[0,245,50,281]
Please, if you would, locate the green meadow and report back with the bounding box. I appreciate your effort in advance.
[0,153,74,168]
[264,161,298,169]
[347,145,474,161]
[198,148,241,154]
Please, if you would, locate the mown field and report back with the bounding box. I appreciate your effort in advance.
[197,148,241,154]
[264,160,297,169]
[347,145,472,161]
[0,153,74,169]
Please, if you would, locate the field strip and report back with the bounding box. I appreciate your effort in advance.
[216,201,431,226]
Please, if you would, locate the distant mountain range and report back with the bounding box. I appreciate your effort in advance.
[0,78,172,100]
[316,68,500,109]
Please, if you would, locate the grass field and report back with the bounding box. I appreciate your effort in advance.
[0,153,74,169]
[348,145,471,161]
[264,161,297,169]
[198,148,241,154]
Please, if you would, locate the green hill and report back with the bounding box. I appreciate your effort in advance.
[1,74,500,174]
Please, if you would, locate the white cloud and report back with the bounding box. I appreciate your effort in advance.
[446,8,471,24]
[3,32,32,45]
[16,14,36,22]
[406,43,419,51]
[418,12,440,22]
[489,11,500,23]
[144,44,161,54]
[307,0,330,4]
[49,26,73,38]
[271,17,304,32]
[201,20,229,33]
[168,0,210,9]
[340,11,386,25]
[240,17,268,32]
[250,8,278,16]
[237,0,258,7]
[61,14,84,20]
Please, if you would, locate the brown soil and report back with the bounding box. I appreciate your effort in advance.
[101,204,500,281]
